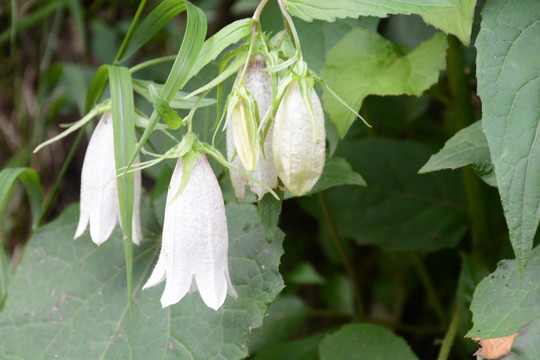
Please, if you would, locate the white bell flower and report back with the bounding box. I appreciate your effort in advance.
[143,153,237,310]
[74,112,142,245]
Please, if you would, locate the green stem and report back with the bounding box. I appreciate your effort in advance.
[277,0,302,59]
[114,0,148,64]
[437,305,461,360]
[318,191,365,320]
[252,0,269,20]
[446,35,490,259]
[411,253,447,327]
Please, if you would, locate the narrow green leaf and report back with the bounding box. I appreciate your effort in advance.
[322,29,448,137]
[0,244,9,310]
[188,18,254,78]
[119,0,187,63]
[108,65,136,309]
[113,0,148,64]
[148,84,184,129]
[130,1,207,169]
[467,245,540,339]
[419,0,477,46]
[319,323,419,360]
[0,167,43,230]
[419,121,496,187]
[282,0,454,22]
[84,64,109,113]
[477,0,540,273]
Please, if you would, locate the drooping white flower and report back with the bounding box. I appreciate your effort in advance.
[74,112,142,245]
[273,81,326,196]
[143,153,237,310]
[227,55,277,200]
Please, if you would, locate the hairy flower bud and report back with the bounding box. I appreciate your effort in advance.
[227,54,277,199]
[272,81,325,196]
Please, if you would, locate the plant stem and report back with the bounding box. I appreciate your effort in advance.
[130,55,176,73]
[318,191,365,320]
[252,0,269,20]
[437,305,461,360]
[411,252,447,327]
[277,0,302,59]
[446,35,490,260]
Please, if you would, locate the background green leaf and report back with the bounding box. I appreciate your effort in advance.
[299,138,468,252]
[504,318,540,359]
[282,0,454,22]
[419,120,496,187]
[322,29,448,137]
[476,0,540,273]
[319,323,418,359]
[0,202,284,359]
[467,245,540,339]
[419,0,477,45]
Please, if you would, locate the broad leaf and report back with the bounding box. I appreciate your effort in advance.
[254,332,327,360]
[419,0,477,46]
[299,138,468,252]
[476,0,540,272]
[467,245,540,339]
[504,318,540,359]
[0,202,284,359]
[282,0,454,22]
[309,156,366,194]
[322,29,448,137]
[419,120,496,187]
[319,323,418,360]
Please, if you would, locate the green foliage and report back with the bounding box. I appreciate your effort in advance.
[0,168,43,230]
[476,0,540,273]
[0,203,284,359]
[322,29,448,137]
[468,245,540,339]
[283,0,454,22]
[419,0,477,45]
[319,323,418,360]
[419,121,496,187]
[300,139,468,252]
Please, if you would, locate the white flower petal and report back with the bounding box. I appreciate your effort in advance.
[145,154,236,310]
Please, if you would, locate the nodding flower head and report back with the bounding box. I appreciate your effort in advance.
[74,112,142,245]
[227,54,277,200]
[143,153,237,310]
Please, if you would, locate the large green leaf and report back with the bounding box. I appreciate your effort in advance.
[0,202,284,359]
[299,138,468,252]
[476,0,540,273]
[282,0,454,22]
[467,245,540,339]
[322,29,448,137]
[505,317,540,359]
[419,0,477,45]
[319,323,418,360]
[419,120,496,187]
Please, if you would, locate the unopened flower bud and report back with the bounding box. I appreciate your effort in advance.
[272,81,325,196]
[227,55,277,199]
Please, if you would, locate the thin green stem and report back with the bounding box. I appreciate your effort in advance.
[446,35,490,259]
[130,55,176,74]
[411,252,447,327]
[114,0,148,64]
[252,0,269,20]
[277,0,302,60]
[318,191,365,320]
[437,305,461,360]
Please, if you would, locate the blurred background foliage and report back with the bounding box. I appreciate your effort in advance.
[0,0,523,358]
